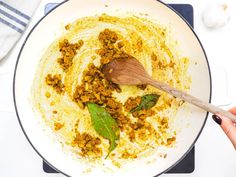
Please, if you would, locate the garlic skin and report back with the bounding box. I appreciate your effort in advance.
[202,3,230,29]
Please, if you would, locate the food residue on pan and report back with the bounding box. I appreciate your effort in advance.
[32,13,191,167]
[57,39,84,71]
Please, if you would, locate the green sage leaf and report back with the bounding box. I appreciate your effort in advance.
[87,103,120,158]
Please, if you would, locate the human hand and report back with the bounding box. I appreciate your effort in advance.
[212,107,236,150]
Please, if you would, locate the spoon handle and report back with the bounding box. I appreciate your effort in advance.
[147,78,236,122]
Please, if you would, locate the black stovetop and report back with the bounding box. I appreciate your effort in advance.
[42,2,195,175]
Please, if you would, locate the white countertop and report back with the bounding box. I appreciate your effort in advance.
[0,0,236,177]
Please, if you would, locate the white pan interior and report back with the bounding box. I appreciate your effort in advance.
[14,0,211,177]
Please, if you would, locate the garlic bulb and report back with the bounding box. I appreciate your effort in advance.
[202,3,230,29]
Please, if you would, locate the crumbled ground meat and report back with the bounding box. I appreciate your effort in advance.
[72,29,173,146]
[73,63,129,130]
[57,39,83,71]
[73,30,136,134]
[160,117,169,129]
[167,137,176,145]
[98,28,118,45]
[73,29,161,143]
[127,120,153,142]
[42,27,177,159]
[136,39,143,51]
[72,132,102,156]
[45,74,65,94]
[152,52,176,70]
[65,23,71,30]
[124,96,141,112]
[124,96,156,142]
[96,28,133,65]
[124,96,156,119]
[132,116,154,136]
[54,122,64,131]
[121,151,137,159]
[117,41,124,48]
[132,109,155,119]
[129,121,145,130]
[73,63,120,106]
[151,52,157,61]
[73,29,138,131]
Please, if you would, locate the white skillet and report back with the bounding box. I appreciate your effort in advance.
[13,0,211,176]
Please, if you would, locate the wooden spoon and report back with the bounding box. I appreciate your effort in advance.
[102,58,236,122]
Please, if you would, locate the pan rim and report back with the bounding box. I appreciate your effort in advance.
[13,1,211,177]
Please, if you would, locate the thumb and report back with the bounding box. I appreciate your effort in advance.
[212,114,236,150]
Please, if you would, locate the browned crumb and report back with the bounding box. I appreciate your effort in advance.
[128,120,153,142]
[45,92,51,98]
[124,96,141,112]
[178,100,185,106]
[167,136,176,145]
[98,28,118,45]
[53,110,58,114]
[151,52,157,61]
[73,63,114,105]
[153,54,176,69]
[127,130,135,142]
[161,31,165,36]
[132,109,155,119]
[57,39,84,71]
[161,117,169,129]
[50,101,55,106]
[91,55,96,60]
[121,151,137,159]
[96,28,134,65]
[117,41,124,48]
[72,132,102,157]
[136,39,143,51]
[169,61,175,67]
[45,74,65,94]
[54,122,64,131]
[65,23,71,30]
[129,121,144,130]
